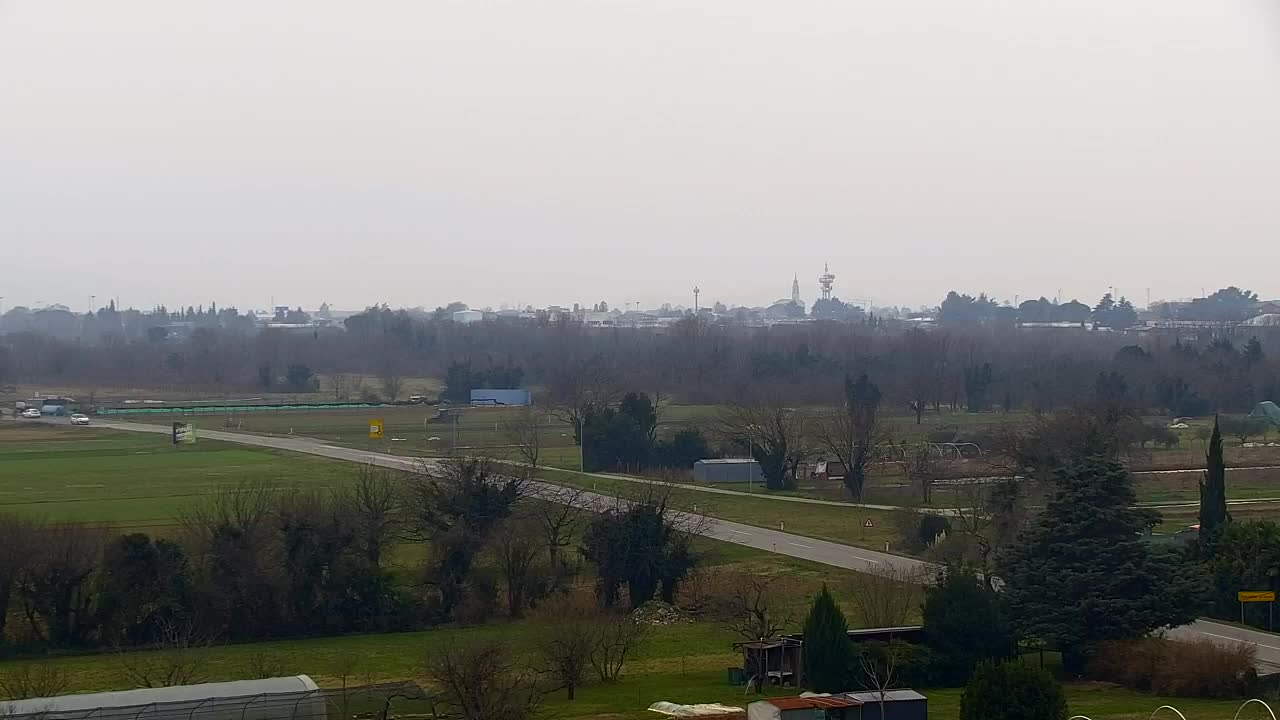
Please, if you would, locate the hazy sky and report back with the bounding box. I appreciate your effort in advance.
[3,1,1280,313]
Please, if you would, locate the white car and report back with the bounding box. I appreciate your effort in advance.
[70,414,91,425]
[21,408,41,419]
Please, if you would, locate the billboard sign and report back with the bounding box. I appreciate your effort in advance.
[172,422,196,445]
[369,418,384,440]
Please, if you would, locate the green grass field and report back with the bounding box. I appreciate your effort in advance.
[0,423,354,529]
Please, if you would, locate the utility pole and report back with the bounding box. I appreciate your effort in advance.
[693,286,700,315]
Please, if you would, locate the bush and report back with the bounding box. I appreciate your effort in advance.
[893,510,951,553]
[1090,637,1257,698]
[960,661,1066,720]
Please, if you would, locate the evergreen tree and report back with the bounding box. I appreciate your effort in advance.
[923,567,1017,686]
[998,456,1203,671]
[1199,416,1230,535]
[960,661,1066,720]
[801,585,851,692]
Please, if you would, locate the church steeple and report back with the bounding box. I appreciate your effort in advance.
[791,274,801,305]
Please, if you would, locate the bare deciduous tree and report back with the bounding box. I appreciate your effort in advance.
[895,444,951,505]
[718,571,791,642]
[546,353,621,445]
[532,593,601,700]
[589,610,650,682]
[116,620,212,688]
[815,374,886,501]
[530,485,588,573]
[500,408,542,469]
[492,515,547,619]
[857,641,911,716]
[948,478,1027,587]
[331,373,358,401]
[339,464,402,567]
[425,640,541,720]
[381,370,404,403]
[847,565,927,629]
[717,401,808,490]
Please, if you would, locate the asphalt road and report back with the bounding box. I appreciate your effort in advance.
[37,416,1280,669]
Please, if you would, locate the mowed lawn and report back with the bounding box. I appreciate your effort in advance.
[0,423,354,528]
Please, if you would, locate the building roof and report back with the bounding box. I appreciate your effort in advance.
[0,676,319,716]
[846,625,923,637]
[843,690,927,704]
[764,697,860,711]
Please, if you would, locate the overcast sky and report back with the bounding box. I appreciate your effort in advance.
[3,1,1279,313]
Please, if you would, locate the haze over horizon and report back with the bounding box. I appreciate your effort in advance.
[4,1,1280,313]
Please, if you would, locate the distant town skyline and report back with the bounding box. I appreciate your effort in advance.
[0,270,1255,318]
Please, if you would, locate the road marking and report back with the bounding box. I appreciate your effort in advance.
[789,542,814,549]
[851,557,882,565]
[730,530,752,536]
[1195,631,1280,653]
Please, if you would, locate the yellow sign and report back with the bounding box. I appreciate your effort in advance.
[369,418,384,440]
[1238,591,1276,603]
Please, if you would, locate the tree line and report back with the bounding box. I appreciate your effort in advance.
[3,291,1278,421]
[0,461,703,660]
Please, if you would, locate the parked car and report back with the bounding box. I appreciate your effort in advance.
[70,414,91,426]
[21,408,41,419]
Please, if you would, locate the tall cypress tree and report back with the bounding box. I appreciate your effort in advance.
[1199,415,1230,535]
[801,585,851,692]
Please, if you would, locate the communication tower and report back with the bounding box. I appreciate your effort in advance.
[819,263,836,301]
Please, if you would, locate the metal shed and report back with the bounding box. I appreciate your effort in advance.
[0,676,327,720]
[842,691,927,720]
[747,696,859,720]
[693,458,763,483]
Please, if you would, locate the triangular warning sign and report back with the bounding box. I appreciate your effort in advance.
[863,518,875,528]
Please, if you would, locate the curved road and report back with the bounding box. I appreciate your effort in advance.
[50,417,1280,670]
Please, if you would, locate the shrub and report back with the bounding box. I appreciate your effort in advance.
[893,510,951,553]
[1090,637,1256,698]
[960,661,1066,720]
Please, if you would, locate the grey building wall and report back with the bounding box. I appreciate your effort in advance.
[693,459,764,483]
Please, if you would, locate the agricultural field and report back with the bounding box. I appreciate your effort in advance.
[60,396,1280,539]
[0,422,354,530]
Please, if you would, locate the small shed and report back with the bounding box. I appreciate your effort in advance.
[469,389,531,406]
[735,638,803,687]
[841,691,927,720]
[747,696,860,720]
[694,458,763,484]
